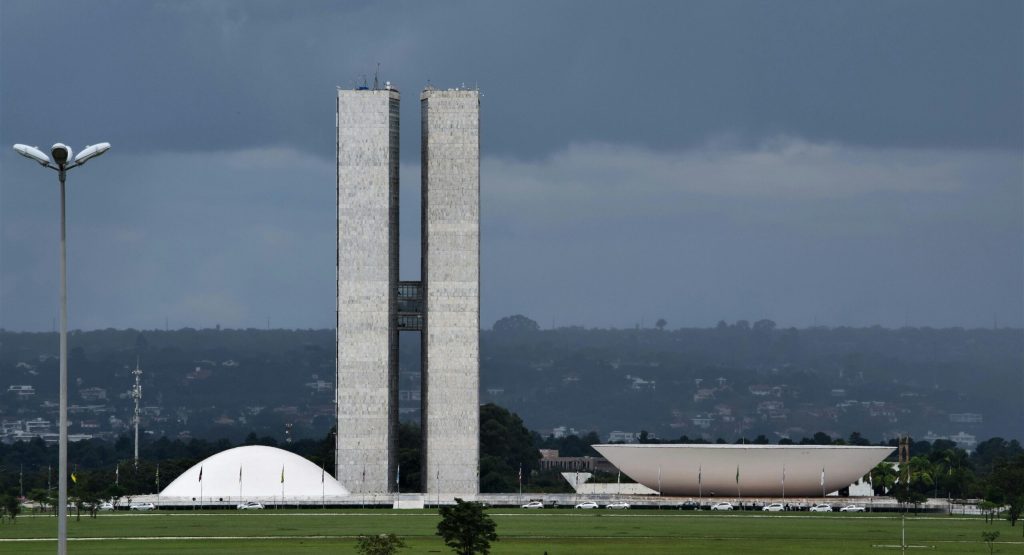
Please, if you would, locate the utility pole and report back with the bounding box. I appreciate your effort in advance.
[132,358,143,468]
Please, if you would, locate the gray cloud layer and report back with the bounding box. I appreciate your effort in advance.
[1,1,1021,330]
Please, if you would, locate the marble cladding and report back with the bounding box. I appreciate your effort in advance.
[336,89,400,493]
[421,89,480,495]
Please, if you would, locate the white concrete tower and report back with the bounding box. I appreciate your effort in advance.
[420,87,480,496]
[336,85,401,494]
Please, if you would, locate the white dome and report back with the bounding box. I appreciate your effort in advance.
[159,445,349,500]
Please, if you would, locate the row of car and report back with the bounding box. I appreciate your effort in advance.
[520,501,631,510]
[91,501,267,511]
[520,500,866,512]
[709,502,865,512]
[94,501,157,511]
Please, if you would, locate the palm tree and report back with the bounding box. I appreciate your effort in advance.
[869,462,897,495]
[907,455,936,495]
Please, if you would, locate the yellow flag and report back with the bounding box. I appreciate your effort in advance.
[71,473,77,484]
[280,466,285,484]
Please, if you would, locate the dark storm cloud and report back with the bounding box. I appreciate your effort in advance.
[1,0,1020,160]
[1,1,1021,331]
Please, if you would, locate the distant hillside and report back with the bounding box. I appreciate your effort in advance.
[0,322,1020,444]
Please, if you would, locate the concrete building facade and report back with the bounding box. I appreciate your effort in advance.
[421,89,481,495]
[336,84,479,495]
[336,87,401,494]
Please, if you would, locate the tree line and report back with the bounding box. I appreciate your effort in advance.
[2,404,1021,528]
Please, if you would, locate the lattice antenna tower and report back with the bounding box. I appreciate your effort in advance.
[132,358,143,468]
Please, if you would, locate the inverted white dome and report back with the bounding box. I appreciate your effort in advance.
[594,444,894,497]
[160,445,349,499]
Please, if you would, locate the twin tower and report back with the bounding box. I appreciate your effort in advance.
[336,83,480,495]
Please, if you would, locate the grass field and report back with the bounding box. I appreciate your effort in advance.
[1,509,1022,554]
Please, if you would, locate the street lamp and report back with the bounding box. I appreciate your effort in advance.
[12,141,110,555]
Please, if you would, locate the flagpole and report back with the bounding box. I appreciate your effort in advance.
[239,465,243,504]
[698,465,702,505]
[657,465,662,510]
[156,464,160,509]
[782,464,786,503]
[575,470,580,506]
[518,463,522,506]
[736,465,741,500]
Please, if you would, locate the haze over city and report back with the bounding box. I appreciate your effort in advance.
[2,0,1021,331]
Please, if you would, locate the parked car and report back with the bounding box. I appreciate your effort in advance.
[710,502,734,511]
[839,505,865,512]
[606,501,631,510]
[98,502,115,511]
[762,503,785,512]
[237,501,264,510]
[521,501,544,509]
[575,501,599,509]
[809,504,833,512]
[678,500,701,510]
[129,502,156,511]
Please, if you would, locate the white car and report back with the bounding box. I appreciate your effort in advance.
[762,503,785,512]
[98,502,115,511]
[575,501,599,509]
[839,505,865,512]
[237,501,264,510]
[129,502,156,511]
[809,504,833,512]
[605,501,630,510]
[521,501,544,509]
[710,502,734,511]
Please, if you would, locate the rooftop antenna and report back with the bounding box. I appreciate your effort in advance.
[132,358,143,468]
[373,62,381,90]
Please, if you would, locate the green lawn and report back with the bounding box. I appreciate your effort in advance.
[1,509,1021,554]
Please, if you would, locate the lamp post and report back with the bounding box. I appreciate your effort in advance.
[12,141,111,555]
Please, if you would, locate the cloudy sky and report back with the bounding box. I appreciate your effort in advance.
[1,0,1021,331]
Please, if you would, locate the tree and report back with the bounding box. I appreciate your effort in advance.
[355,533,407,555]
[655,319,667,331]
[753,319,776,332]
[437,498,498,555]
[987,454,1024,532]
[894,486,927,512]
[847,432,871,446]
[810,432,832,446]
[906,455,936,494]
[479,404,540,493]
[27,488,51,513]
[2,495,19,523]
[492,315,539,333]
[869,462,897,495]
[981,530,1000,555]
